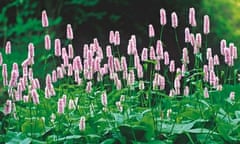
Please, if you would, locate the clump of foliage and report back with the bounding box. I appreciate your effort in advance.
[0,6,240,144]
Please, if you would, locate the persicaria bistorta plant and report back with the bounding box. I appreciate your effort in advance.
[0,7,239,143]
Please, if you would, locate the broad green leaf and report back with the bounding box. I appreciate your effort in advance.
[21,118,45,137]
[160,121,195,134]
[186,128,218,134]
[100,138,116,144]
[235,111,240,118]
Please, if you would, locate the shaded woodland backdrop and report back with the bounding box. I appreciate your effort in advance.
[0,0,240,79]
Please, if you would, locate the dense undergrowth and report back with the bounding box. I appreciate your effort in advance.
[0,7,240,144]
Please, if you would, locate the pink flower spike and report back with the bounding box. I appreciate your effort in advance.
[79,116,86,131]
[68,99,76,110]
[121,56,128,71]
[52,70,57,83]
[114,31,120,45]
[196,33,202,48]
[83,44,89,59]
[31,89,40,105]
[28,43,35,57]
[9,70,18,87]
[209,70,216,85]
[208,57,214,71]
[127,39,134,55]
[155,60,161,71]
[5,41,11,54]
[204,87,209,98]
[149,46,156,60]
[206,48,212,60]
[182,48,189,64]
[185,27,191,43]
[174,77,181,90]
[148,24,155,38]
[134,55,140,68]
[46,74,52,89]
[220,39,226,55]
[203,15,210,34]
[213,55,220,65]
[229,43,234,56]
[68,64,73,76]
[101,91,108,106]
[109,30,115,44]
[141,48,148,61]
[106,45,112,57]
[57,67,64,79]
[54,39,61,56]
[156,40,164,59]
[229,92,235,100]
[160,8,167,26]
[73,56,83,71]
[127,70,135,86]
[66,24,74,40]
[63,54,69,67]
[57,98,65,114]
[137,65,143,78]
[4,100,12,115]
[86,81,92,93]
[233,46,238,59]
[62,47,68,59]
[189,8,197,27]
[23,95,29,103]
[68,44,74,59]
[171,12,178,28]
[42,10,49,27]
[164,51,169,65]
[44,34,51,50]
[114,58,121,72]
[169,60,175,73]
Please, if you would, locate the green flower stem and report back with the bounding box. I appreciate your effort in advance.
[29,104,33,137]
[186,132,195,144]
[116,45,121,60]
[159,26,164,41]
[174,28,181,56]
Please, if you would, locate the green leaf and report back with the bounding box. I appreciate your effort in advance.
[144,60,157,65]
[186,128,218,134]
[21,118,45,137]
[160,121,195,134]
[100,138,116,144]
[235,111,240,118]
[147,140,167,144]
[5,131,32,144]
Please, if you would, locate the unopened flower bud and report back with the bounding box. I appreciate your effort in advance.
[57,98,64,114]
[66,24,73,40]
[203,15,210,34]
[79,116,86,131]
[160,8,167,26]
[204,87,209,98]
[101,91,108,106]
[54,39,61,56]
[4,100,12,115]
[171,12,178,28]
[41,10,48,27]
[44,34,51,50]
[229,92,235,100]
[5,41,11,54]
[189,7,197,27]
[148,24,155,38]
[114,31,120,45]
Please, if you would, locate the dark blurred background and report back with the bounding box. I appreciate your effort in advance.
[0,0,239,79]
